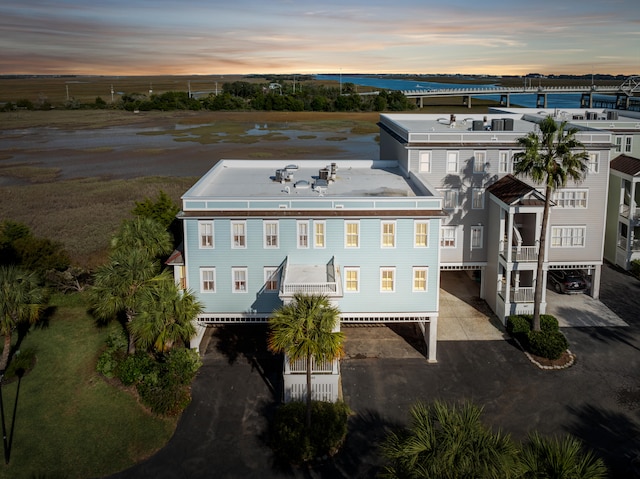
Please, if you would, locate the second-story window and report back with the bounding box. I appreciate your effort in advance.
[199,221,214,248]
[314,221,326,248]
[297,221,309,248]
[231,221,246,248]
[264,220,278,248]
[381,221,396,248]
[473,152,486,173]
[345,221,359,248]
[414,221,429,247]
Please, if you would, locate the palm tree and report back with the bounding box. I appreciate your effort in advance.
[513,115,589,331]
[131,277,202,353]
[90,248,160,354]
[381,400,520,479]
[0,265,47,373]
[110,217,173,260]
[267,293,344,430]
[520,432,608,479]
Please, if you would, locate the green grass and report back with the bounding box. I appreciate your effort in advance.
[0,292,176,479]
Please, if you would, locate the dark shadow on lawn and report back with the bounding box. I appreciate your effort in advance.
[566,402,640,478]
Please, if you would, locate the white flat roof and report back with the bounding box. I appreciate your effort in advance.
[380,112,534,134]
[183,159,423,199]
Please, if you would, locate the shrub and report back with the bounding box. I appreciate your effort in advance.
[270,401,350,464]
[631,259,640,279]
[540,314,560,332]
[117,351,154,386]
[527,330,569,360]
[506,315,531,336]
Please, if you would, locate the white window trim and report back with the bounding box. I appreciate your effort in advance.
[440,189,458,210]
[198,221,214,249]
[499,151,510,173]
[615,137,623,153]
[297,220,309,249]
[264,267,279,292]
[200,267,216,293]
[344,267,360,293]
[381,221,396,248]
[412,267,428,292]
[473,151,486,173]
[314,220,326,249]
[440,225,457,248]
[553,189,588,209]
[588,152,599,174]
[446,151,459,173]
[232,267,248,293]
[471,225,484,249]
[345,220,360,248]
[380,267,396,293]
[263,220,279,249]
[419,151,431,173]
[550,226,586,248]
[625,136,632,153]
[472,188,485,209]
[414,221,429,248]
[230,220,246,249]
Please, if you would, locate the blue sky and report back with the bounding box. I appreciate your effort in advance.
[2,0,638,75]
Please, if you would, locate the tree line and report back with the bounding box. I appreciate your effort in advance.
[2,80,416,113]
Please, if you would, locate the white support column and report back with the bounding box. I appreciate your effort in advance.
[590,264,602,299]
[426,316,438,363]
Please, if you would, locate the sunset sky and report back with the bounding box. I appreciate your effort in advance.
[2,0,639,76]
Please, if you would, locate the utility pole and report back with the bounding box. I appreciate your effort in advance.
[110,85,114,103]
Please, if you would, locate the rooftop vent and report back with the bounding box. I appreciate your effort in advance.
[275,168,294,183]
[294,180,310,189]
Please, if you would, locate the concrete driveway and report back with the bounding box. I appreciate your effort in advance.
[109,263,640,479]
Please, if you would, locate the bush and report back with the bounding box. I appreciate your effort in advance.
[506,315,531,336]
[631,259,640,279]
[270,401,350,464]
[527,330,569,360]
[96,330,128,378]
[117,351,154,386]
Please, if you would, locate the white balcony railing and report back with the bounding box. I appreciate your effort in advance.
[286,356,336,374]
[620,204,640,222]
[280,282,338,295]
[499,286,535,303]
[511,246,538,262]
[500,243,538,262]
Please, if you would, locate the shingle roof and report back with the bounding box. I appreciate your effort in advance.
[486,174,546,206]
[610,154,640,177]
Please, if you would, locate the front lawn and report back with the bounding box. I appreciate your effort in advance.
[0,292,176,479]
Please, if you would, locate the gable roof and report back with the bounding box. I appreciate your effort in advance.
[486,174,546,206]
[610,154,640,177]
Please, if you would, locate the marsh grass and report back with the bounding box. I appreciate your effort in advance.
[0,292,176,479]
[0,176,196,268]
[0,165,61,183]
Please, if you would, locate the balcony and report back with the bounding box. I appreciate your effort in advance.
[279,257,343,300]
[620,204,640,223]
[499,286,535,303]
[500,242,538,263]
[285,356,337,374]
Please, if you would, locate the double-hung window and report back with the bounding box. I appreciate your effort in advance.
[200,268,215,293]
[442,189,458,210]
[264,220,278,248]
[199,221,214,248]
[381,221,396,248]
[414,221,429,247]
[553,190,587,208]
[440,226,457,248]
[551,226,586,247]
[588,153,599,173]
[625,137,633,153]
[264,267,279,292]
[344,267,360,292]
[472,188,484,209]
[446,152,459,173]
[314,221,326,248]
[345,221,359,248]
[413,267,428,292]
[473,152,486,173]
[380,267,395,292]
[471,226,484,249]
[499,151,510,173]
[232,267,248,293]
[231,221,246,248]
[419,151,431,173]
[297,221,309,248]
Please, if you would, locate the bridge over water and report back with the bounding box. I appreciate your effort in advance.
[398,76,640,110]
